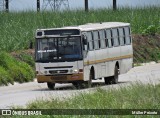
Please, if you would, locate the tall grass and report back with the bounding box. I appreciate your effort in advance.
[8,83,160,118]
[0,7,159,52]
[26,83,160,109]
[0,52,34,85]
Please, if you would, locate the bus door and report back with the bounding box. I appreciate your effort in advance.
[83,32,96,81]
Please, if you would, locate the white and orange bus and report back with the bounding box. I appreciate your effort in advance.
[35,22,133,89]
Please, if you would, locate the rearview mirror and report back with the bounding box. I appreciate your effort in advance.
[82,35,87,45]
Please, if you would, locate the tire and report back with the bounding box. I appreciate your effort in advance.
[104,66,119,84]
[87,69,94,88]
[104,76,112,84]
[72,69,94,89]
[72,81,85,89]
[72,82,80,89]
[47,82,55,90]
[112,66,119,84]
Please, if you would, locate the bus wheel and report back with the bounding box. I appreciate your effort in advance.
[87,69,94,88]
[47,82,55,90]
[112,66,119,84]
[72,81,85,89]
[72,82,80,89]
[104,76,112,84]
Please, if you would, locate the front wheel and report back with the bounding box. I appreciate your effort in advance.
[47,82,55,90]
[104,76,113,84]
[87,69,95,88]
[72,81,86,89]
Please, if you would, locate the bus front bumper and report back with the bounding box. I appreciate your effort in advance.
[37,73,83,83]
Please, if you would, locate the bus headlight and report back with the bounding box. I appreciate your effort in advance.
[44,71,47,74]
[70,69,73,73]
[74,69,78,73]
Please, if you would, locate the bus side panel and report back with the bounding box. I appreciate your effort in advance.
[107,47,121,77]
[120,45,133,74]
[120,58,133,74]
[83,65,90,81]
[95,49,108,79]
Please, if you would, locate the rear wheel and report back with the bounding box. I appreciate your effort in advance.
[47,82,55,90]
[104,76,113,84]
[104,66,119,84]
[112,66,119,84]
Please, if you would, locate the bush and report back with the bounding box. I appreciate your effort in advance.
[18,53,35,68]
[0,67,13,86]
[142,25,158,35]
[0,52,34,85]
[16,60,34,82]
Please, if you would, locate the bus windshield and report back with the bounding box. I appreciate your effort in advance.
[36,36,82,62]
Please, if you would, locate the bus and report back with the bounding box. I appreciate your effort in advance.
[35,22,133,89]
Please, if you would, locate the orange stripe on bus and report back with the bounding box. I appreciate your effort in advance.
[84,54,133,65]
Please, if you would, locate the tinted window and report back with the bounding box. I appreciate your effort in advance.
[106,29,112,48]
[87,32,93,50]
[112,28,119,47]
[118,28,125,46]
[124,27,131,45]
[44,29,80,36]
[99,30,106,48]
[93,31,99,49]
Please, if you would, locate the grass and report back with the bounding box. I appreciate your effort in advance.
[0,6,159,52]
[11,50,35,68]
[26,83,160,109]
[4,83,159,118]
[0,7,159,69]
[0,52,34,85]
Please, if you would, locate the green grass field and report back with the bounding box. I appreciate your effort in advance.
[0,6,159,52]
[8,83,160,118]
[0,6,160,86]
[0,7,160,117]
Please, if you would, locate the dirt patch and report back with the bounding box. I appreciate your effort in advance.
[132,34,160,48]
[132,34,160,63]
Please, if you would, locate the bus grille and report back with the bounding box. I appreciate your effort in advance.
[49,70,68,74]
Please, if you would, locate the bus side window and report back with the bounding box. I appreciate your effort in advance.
[129,27,132,43]
[112,28,119,47]
[124,27,131,45]
[118,28,125,46]
[106,29,112,48]
[99,30,106,49]
[93,31,99,50]
[87,32,94,50]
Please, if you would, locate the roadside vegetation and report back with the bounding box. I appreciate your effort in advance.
[7,83,160,118]
[0,52,34,86]
[0,7,159,85]
[27,83,160,109]
[0,6,159,52]
[0,6,160,118]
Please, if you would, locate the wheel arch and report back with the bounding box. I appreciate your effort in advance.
[90,65,95,80]
[115,61,119,69]
[115,61,120,75]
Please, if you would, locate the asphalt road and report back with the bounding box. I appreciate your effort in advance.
[0,63,160,109]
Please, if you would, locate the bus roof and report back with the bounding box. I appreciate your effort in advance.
[37,22,130,32]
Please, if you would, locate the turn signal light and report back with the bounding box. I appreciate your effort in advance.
[79,69,83,72]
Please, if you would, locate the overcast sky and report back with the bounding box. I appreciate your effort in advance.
[1,0,160,11]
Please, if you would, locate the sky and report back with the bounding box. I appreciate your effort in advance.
[1,0,160,11]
